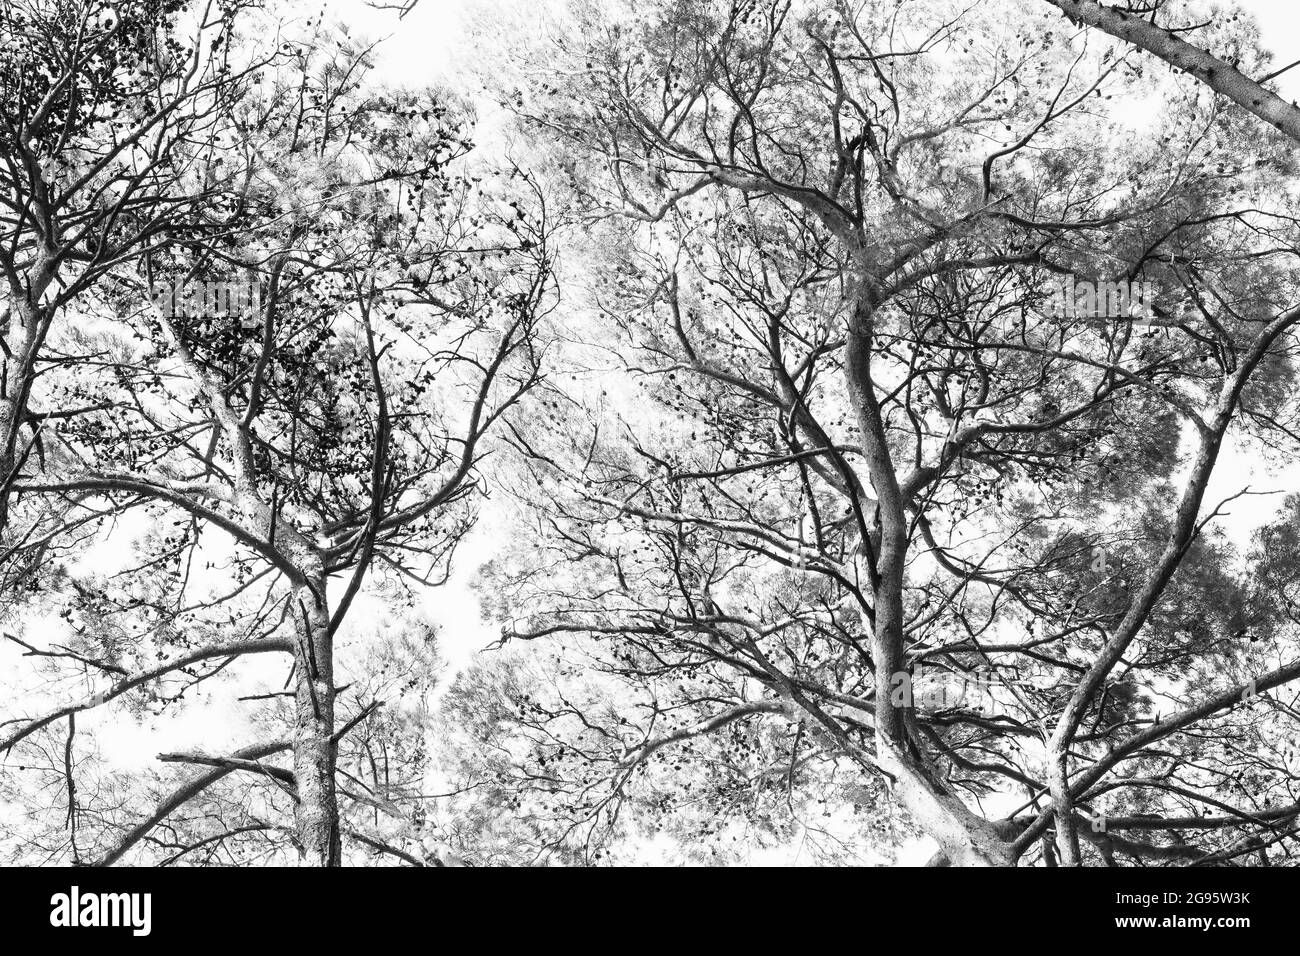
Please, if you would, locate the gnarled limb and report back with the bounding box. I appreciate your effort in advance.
[1042,0,1300,143]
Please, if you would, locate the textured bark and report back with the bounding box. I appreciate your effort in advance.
[0,254,58,533]
[1047,756,1081,866]
[292,577,341,867]
[876,739,1016,866]
[1042,0,1300,142]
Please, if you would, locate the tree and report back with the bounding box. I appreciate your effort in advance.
[449,0,1300,865]
[7,0,1300,871]
[0,0,278,534]
[0,17,553,866]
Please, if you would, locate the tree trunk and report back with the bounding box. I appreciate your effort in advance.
[292,578,341,866]
[1047,754,1082,865]
[845,298,1015,866]
[1,259,56,533]
[876,739,1016,866]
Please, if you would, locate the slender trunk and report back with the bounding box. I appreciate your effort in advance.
[845,300,1014,866]
[844,306,908,742]
[1048,755,1081,865]
[292,577,340,866]
[1043,391,1245,859]
[0,395,19,530]
[1,259,56,533]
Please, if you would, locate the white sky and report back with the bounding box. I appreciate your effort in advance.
[7,0,1300,865]
[343,0,1300,668]
[383,0,1300,863]
[1244,0,1300,97]
[328,0,1300,90]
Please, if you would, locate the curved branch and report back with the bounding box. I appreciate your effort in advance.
[1042,0,1300,142]
[0,638,292,754]
[94,740,290,867]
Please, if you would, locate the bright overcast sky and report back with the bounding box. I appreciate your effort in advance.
[1244,0,1300,97]
[324,0,1300,93]
[4,0,1298,871]
[304,0,1300,675]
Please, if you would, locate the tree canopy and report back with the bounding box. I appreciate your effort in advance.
[3,0,1300,868]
